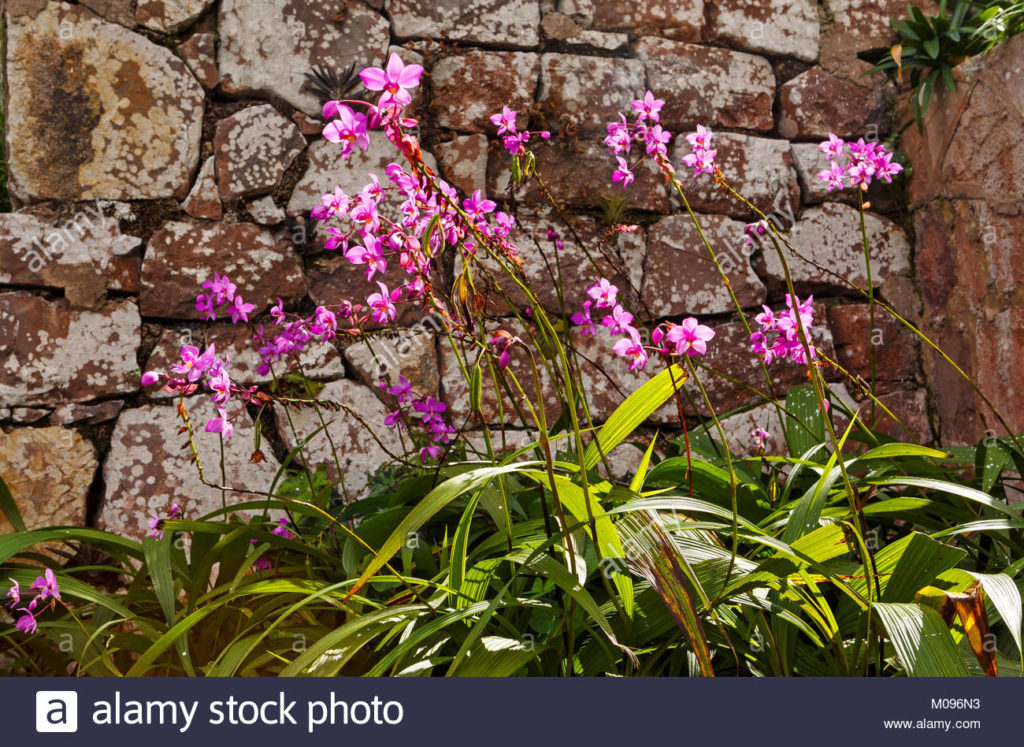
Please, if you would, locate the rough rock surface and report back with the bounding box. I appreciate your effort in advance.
[214,104,306,199]
[6,2,204,202]
[0,427,96,534]
[0,294,140,406]
[489,139,671,213]
[827,304,919,390]
[387,0,540,47]
[343,327,440,401]
[140,222,306,319]
[434,135,490,196]
[137,0,214,33]
[181,157,223,220]
[590,0,704,41]
[0,211,141,307]
[637,38,775,132]
[645,214,766,317]
[538,54,645,136]
[272,379,403,496]
[431,51,540,134]
[759,203,911,292]
[99,402,281,540]
[177,32,219,89]
[470,212,645,316]
[218,0,390,116]
[778,67,887,139]
[710,0,820,62]
[674,134,800,217]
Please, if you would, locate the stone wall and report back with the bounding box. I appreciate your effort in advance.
[902,33,1024,445]
[0,0,934,541]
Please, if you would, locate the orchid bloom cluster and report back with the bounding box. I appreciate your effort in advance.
[571,278,715,372]
[491,105,551,156]
[603,90,673,188]
[751,428,771,453]
[817,133,903,192]
[749,294,818,366]
[148,503,182,540]
[680,125,718,178]
[194,272,256,324]
[251,518,297,572]
[379,376,456,463]
[312,57,525,333]
[5,569,60,635]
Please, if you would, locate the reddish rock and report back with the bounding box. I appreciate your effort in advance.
[827,304,919,389]
[177,32,218,88]
[219,0,389,116]
[645,214,766,317]
[50,400,125,425]
[759,203,911,293]
[637,38,775,133]
[540,13,628,51]
[489,138,672,213]
[292,112,324,137]
[99,402,282,540]
[0,293,140,406]
[78,0,135,26]
[671,133,800,218]
[140,222,306,319]
[343,327,440,401]
[214,104,306,199]
[902,33,1024,210]
[871,388,934,444]
[827,0,914,53]
[434,135,491,196]
[590,0,704,42]
[911,200,1024,444]
[180,156,222,220]
[0,427,96,535]
[138,0,212,32]
[272,379,403,497]
[711,0,819,62]
[778,67,887,139]
[387,0,540,47]
[5,2,203,202]
[0,210,141,308]
[431,51,540,134]
[538,54,645,136]
[246,196,286,226]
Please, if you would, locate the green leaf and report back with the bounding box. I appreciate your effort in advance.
[346,463,538,599]
[869,476,1019,517]
[782,414,857,543]
[874,602,970,676]
[454,636,536,676]
[0,474,25,532]
[582,364,686,471]
[0,527,143,564]
[850,532,965,603]
[783,386,824,460]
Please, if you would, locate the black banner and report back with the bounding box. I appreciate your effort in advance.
[1,677,1011,746]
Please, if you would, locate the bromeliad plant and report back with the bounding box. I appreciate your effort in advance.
[2,54,1023,677]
